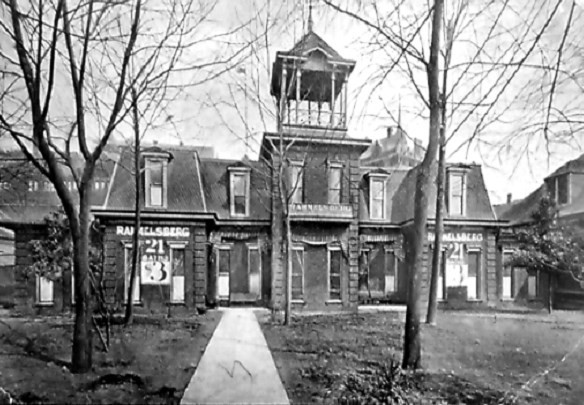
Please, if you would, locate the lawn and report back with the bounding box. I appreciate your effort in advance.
[261,310,584,404]
[0,311,221,404]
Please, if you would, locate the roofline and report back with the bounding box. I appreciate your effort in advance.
[91,209,215,221]
[263,132,372,148]
[276,53,356,67]
[213,219,271,226]
[400,218,507,227]
[194,152,208,212]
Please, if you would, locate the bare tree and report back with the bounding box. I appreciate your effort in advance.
[0,0,255,372]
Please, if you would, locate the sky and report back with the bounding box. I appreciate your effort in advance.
[1,0,583,204]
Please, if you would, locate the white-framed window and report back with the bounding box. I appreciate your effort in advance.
[548,174,570,205]
[467,248,482,300]
[328,163,342,204]
[124,244,141,303]
[247,245,261,297]
[447,170,466,216]
[229,168,250,217]
[169,243,186,303]
[43,181,55,191]
[502,249,514,299]
[328,246,342,301]
[289,161,304,204]
[36,274,54,305]
[94,179,107,190]
[291,245,304,301]
[369,175,386,220]
[28,180,39,192]
[145,158,167,208]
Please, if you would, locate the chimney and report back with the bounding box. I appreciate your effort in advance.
[153,140,158,146]
[387,127,394,138]
[506,193,512,204]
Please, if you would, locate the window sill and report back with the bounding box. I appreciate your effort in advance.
[501,298,514,302]
[325,299,342,305]
[35,302,54,307]
[291,300,305,305]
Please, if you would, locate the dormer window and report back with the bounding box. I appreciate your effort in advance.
[328,162,342,204]
[229,167,250,216]
[369,174,387,220]
[145,158,167,208]
[447,169,467,216]
[548,174,570,205]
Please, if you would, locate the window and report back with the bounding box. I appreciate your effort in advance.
[369,176,386,220]
[28,180,39,192]
[229,169,250,216]
[289,162,304,204]
[36,275,54,305]
[0,182,10,190]
[43,181,55,191]
[447,171,466,216]
[94,180,107,190]
[328,163,342,204]
[145,158,166,208]
[467,249,481,300]
[328,247,342,300]
[124,246,141,303]
[248,246,261,297]
[170,245,185,303]
[448,172,465,215]
[385,250,398,294]
[502,250,514,299]
[359,250,370,293]
[549,174,570,205]
[291,246,304,301]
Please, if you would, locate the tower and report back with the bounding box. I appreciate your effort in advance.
[270,28,355,136]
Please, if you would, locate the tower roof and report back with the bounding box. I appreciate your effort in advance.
[277,30,355,66]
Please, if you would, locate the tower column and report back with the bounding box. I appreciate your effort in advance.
[330,66,336,126]
[279,61,288,131]
[343,72,348,128]
[296,67,301,124]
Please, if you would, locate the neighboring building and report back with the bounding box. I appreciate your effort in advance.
[360,126,424,169]
[496,153,584,309]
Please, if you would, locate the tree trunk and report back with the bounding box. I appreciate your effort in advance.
[426,119,446,325]
[71,198,93,373]
[284,213,292,326]
[402,0,444,370]
[125,87,141,325]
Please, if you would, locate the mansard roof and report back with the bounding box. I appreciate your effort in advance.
[277,30,355,66]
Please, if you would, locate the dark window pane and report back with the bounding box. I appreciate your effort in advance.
[359,251,369,292]
[219,250,230,274]
[173,249,185,276]
[249,248,260,296]
[329,250,341,299]
[234,196,246,214]
[292,249,304,300]
[558,175,569,204]
[150,161,163,185]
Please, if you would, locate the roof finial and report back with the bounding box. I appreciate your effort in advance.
[307,0,314,33]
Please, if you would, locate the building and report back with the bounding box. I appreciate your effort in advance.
[1,29,533,315]
[496,153,584,309]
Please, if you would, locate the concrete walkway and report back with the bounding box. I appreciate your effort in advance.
[181,308,289,405]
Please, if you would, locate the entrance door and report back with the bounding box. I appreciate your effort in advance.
[217,248,230,301]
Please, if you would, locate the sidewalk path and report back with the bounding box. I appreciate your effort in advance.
[181,308,290,405]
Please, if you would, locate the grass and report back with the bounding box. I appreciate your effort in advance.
[0,311,221,404]
[261,310,584,404]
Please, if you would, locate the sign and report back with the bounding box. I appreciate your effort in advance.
[427,232,483,243]
[360,234,400,243]
[116,226,190,238]
[141,238,171,284]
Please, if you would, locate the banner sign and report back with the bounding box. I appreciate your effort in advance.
[360,234,400,243]
[140,238,171,284]
[116,226,190,238]
[427,232,483,243]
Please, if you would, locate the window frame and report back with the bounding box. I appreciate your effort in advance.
[144,157,168,208]
[369,174,387,220]
[384,247,399,294]
[36,274,54,306]
[215,244,232,301]
[327,162,343,204]
[291,245,305,302]
[228,167,251,217]
[447,169,467,216]
[467,247,482,301]
[169,242,187,304]
[123,243,141,304]
[550,173,571,205]
[289,161,304,204]
[502,249,515,300]
[327,245,342,302]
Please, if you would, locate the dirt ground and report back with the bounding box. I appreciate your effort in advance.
[261,310,584,404]
[0,310,222,404]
